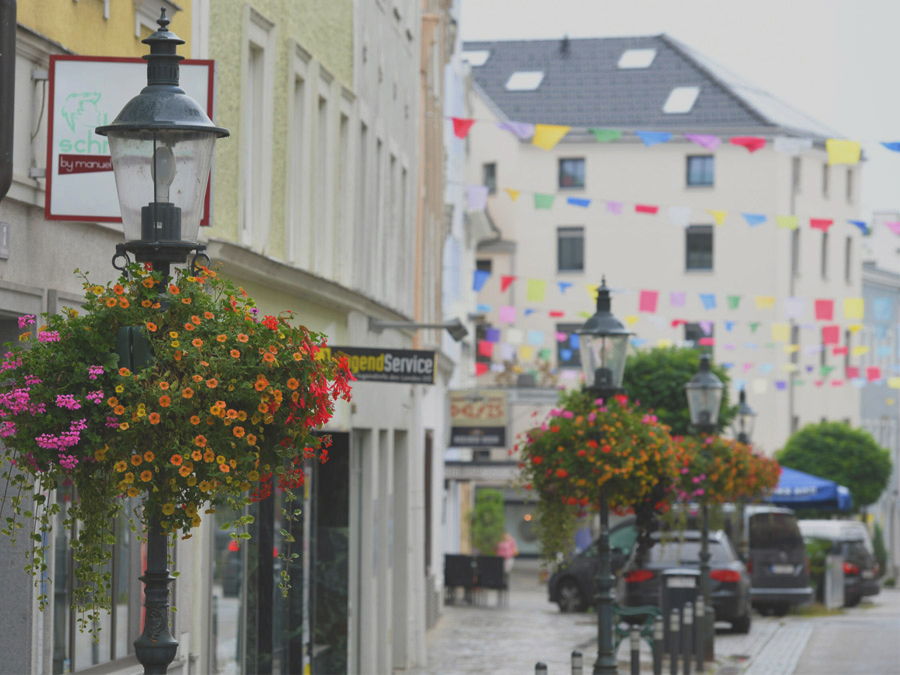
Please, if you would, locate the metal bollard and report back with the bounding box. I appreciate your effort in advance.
[694,596,705,673]
[630,625,641,675]
[535,662,548,675]
[653,615,664,675]
[682,603,693,675]
[571,650,583,675]
[669,608,680,675]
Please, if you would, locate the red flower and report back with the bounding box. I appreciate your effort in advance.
[532,456,543,465]
[556,468,568,478]
[262,315,278,330]
[602,444,612,454]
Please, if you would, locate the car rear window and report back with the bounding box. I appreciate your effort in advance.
[750,512,804,548]
[648,540,731,564]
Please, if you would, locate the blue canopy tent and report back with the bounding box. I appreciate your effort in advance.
[766,467,853,510]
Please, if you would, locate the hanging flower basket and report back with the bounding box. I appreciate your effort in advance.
[0,264,354,625]
[517,389,679,559]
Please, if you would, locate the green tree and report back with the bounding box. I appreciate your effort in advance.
[776,421,892,510]
[470,488,506,555]
[622,347,736,437]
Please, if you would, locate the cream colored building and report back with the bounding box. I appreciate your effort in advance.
[465,35,864,456]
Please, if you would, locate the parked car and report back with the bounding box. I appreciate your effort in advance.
[798,519,880,607]
[547,517,638,612]
[745,505,813,616]
[619,530,752,633]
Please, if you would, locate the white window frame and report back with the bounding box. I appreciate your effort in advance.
[334,88,356,287]
[286,43,312,267]
[313,67,336,278]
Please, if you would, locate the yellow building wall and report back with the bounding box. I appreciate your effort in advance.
[16,0,192,57]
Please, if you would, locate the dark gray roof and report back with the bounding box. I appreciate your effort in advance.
[462,35,836,138]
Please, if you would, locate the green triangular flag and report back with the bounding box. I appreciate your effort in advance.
[820,365,835,377]
[749,322,761,333]
[539,348,552,360]
[792,378,805,386]
[727,295,741,309]
[534,193,555,210]
[588,128,623,143]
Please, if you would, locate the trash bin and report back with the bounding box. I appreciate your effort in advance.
[659,568,700,653]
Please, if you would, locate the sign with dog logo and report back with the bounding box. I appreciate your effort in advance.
[46,56,215,224]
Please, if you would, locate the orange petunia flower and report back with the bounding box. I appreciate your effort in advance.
[170,454,183,466]
[190,415,201,425]
[131,455,142,466]
[142,277,155,288]
[216,334,227,342]
[192,337,203,346]
[182,387,194,399]
[233,426,245,438]
[118,298,130,308]
[179,465,192,477]
[141,470,152,482]
[203,450,215,462]
[258,402,269,413]
[263,353,275,363]
[226,408,238,419]
[113,284,125,295]
[105,297,118,307]
[286,378,299,390]
[193,374,203,382]
[107,396,119,407]
[174,350,183,361]
[230,349,240,358]
[141,300,152,308]
[114,405,125,415]
[246,434,257,446]
[191,315,201,325]
[159,381,170,390]
[194,435,207,448]
[206,378,218,389]
[254,378,269,391]
[184,323,195,331]
[191,450,203,461]
[204,311,214,320]
[169,284,180,295]
[181,297,192,304]
[149,412,160,425]
[219,464,230,473]
[143,451,155,462]
[293,352,303,361]
[159,395,171,407]
[146,322,158,332]
[237,334,249,343]
[119,367,131,377]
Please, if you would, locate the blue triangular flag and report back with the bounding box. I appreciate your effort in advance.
[881,142,900,152]
[473,269,490,292]
[724,320,736,332]
[569,334,580,348]
[631,338,648,348]
[476,304,492,313]
[524,308,536,317]
[700,293,717,310]
[566,197,591,208]
[636,131,672,147]
[560,348,573,361]
[557,281,573,294]
[759,363,774,375]
[733,378,746,391]
[721,362,734,370]
[848,219,868,235]
[742,213,767,227]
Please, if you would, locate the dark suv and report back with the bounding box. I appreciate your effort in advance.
[746,506,813,615]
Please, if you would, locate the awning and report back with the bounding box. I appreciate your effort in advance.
[766,466,853,510]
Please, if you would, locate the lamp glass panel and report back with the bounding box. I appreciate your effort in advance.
[739,412,755,440]
[106,130,216,242]
[579,333,629,389]
[686,385,723,426]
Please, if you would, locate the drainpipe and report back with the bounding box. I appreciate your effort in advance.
[0,0,15,203]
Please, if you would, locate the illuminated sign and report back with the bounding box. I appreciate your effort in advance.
[320,346,436,384]
[449,389,508,447]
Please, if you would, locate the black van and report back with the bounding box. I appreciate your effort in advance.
[745,506,813,615]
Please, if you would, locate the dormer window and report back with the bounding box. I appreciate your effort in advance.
[663,87,700,114]
[462,50,490,67]
[505,71,544,91]
[617,48,657,69]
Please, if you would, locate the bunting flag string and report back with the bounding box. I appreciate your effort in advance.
[446,115,892,165]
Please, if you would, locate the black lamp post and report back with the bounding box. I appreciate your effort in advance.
[95,10,229,675]
[734,389,756,446]
[684,353,724,661]
[576,278,632,675]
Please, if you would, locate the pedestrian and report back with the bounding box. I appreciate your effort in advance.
[496,531,519,573]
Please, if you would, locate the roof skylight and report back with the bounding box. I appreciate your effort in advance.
[617,48,657,69]
[663,86,700,113]
[461,50,490,67]
[505,71,544,91]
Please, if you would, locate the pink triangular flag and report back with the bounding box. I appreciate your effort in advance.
[500,275,516,292]
[452,117,475,139]
[730,136,766,153]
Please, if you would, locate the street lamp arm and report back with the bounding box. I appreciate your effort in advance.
[368,317,468,342]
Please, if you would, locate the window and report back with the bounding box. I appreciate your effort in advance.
[684,322,713,349]
[461,50,490,67]
[847,168,854,203]
[822,164,830,198]
[663,87,700,114]
[558,158,585,189]
[618,48,656,69]
[792,156,801,194]
[557,227,584,272]
[845,236,852,283]
[685,225,713,271]
[504,71,544,91]
[791,229,801,278]
[821,231,829,280]
[483,163,497,194]
[556,323,583,369]
[476,258,492,274]
[686,156,714,187]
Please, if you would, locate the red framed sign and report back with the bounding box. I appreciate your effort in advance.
[46,55,216,225]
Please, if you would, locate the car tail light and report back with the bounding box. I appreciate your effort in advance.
[843,562,860,576]
[625,569,654,583]
[710,569,741,583]
[874,564,880,576]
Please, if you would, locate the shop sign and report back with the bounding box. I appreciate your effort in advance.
[319,346,436,384]
[46,55,215,223]
[449,389,507,447]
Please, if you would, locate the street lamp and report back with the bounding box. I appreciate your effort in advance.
[734,389,756,445]
[95,10,229,675]
[577,278,632,675]
[684,353,724,662]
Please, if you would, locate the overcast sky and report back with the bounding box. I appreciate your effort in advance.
[458,0,900,220]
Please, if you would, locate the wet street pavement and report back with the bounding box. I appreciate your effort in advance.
[407,560,900,675]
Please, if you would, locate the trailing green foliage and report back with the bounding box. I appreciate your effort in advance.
[776,421,892,509]
[623,347,736,437]
[470,488,505,555]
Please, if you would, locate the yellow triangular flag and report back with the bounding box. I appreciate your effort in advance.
[505,188,520,202]
[585,283,599,300]
[776,215,798,230]
[657,338,673,348]
[783,344,800,354]
[826,139,861,166]
[526,279,547,302]
[532,124,571,151]
[852,345,869,356]
[849,323,863,334]
[771,323,790,342]
[755,295,775,310]
[843,297,864,320]
[782,363,799,372]
[888,379,900,390]
[624,315,639,327]
[708,210,728,226]
[519,346,534,361]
